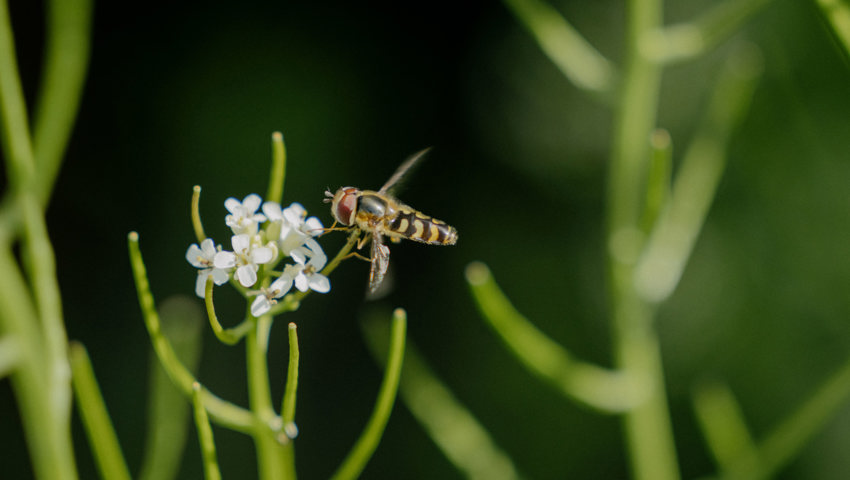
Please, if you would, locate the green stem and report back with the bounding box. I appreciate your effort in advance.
[331,309,406,480]
[466,261,646,412]
[32,0,92,203]
[247,314,291,480]
[817,0,850,59]
[191,186,207,243]
[204,277,253,344]
[266,132,287,205]
[68,342,131,480]
[192,382,223,480]
[281,322,299,425]
[502,0,615,95]
[128,232,254,432]
[607,0,679,479]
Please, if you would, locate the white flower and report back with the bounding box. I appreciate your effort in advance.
[283,238,330,293]
[186,238,230,298]
[214,234,275,287]
[225,194,266,235]
[278,203,324,259]
[250,275,294,317]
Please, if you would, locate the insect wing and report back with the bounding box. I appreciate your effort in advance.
[368,231,391,293]
[378,147,431,194]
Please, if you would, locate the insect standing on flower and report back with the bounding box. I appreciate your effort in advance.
[324,148,458,293]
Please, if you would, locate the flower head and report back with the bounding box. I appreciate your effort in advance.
[250,275,294,317]
[214,234,275,287]
[225,194,266,235]
[186,238,230,297]
[282,238,330,294]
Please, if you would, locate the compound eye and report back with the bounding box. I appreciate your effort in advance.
[332,187,358,225]
[358,195,387,217]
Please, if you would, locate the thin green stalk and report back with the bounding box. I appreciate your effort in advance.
[718,357,850,480]
[0,0,35,184]
[692,379,758,474]
[331,309,406,480]
[192,186,207,243]
[192,382,223,480]
[267,132,287,205]
[128,232,254,432]
[0,248,76,480]
[641,0,773,64]
[465,261,646,412]
[362,312,523,480]
[0,334,21,377]
[139,296,205,480]
[68,342,131,480]
[246,314,291,480]
[816,0,850,60]
[281,322,299,427]
[204,277,253,344]
[278,323,299,469]
[32,0,92,203]
[635,45,762,303]
[503,0,615,95]
[607,0,678,479]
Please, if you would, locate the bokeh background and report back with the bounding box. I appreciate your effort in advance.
[4,0,850,478]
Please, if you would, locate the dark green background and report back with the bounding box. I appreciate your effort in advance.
[4,0,850,478]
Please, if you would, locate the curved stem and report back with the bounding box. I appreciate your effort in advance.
[466,261,646,412]
[128,232,254,432]
[69,342,131,480]
[246,314,291,480]
[204,277,252,344]
[331,309,406,480]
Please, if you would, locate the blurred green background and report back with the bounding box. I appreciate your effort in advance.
[4,0,850,478]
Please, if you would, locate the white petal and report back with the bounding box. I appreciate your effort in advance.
[211,268,230,285]
[308,274,330,293]
[294,273,308,292]
[290,247,307,265]
[186,244,204,267]
[200,238,218,256]
[195,271,211,298]
[214,251,236,269]
[252,246,274,264]
[251,296,272,317]
[243,194,262,213]
[283,203,306,225]
[236,264,258,287]
[262,201,283,220]
[224,197,241,214]
[231,234,250,252]
[270,276,293,298]
[304,217,323,235]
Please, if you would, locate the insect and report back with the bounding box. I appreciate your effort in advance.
[325,148,458,293]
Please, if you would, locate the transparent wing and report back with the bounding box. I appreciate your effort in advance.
[368,231,391,293]
[378,147,432,194]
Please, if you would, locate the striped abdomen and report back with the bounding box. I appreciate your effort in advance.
[386,208,458,245]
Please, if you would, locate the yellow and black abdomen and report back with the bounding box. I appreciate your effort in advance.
[386,208,458,245]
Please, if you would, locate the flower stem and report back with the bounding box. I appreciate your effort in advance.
[331,309,406,480]
[68,342,131,480]
[192,382,223,480]
[607,0,679,478]
[191,186,207,243]
[204,277,253,344]
[266,132,287,205]
[246,314,292,480]
[128,232,254,432]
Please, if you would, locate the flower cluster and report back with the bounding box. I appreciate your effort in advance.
[185,194,330,317]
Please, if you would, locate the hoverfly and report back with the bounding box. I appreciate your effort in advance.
[325,148,458,293]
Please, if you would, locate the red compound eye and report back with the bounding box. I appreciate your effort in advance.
[332,187,359,226]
